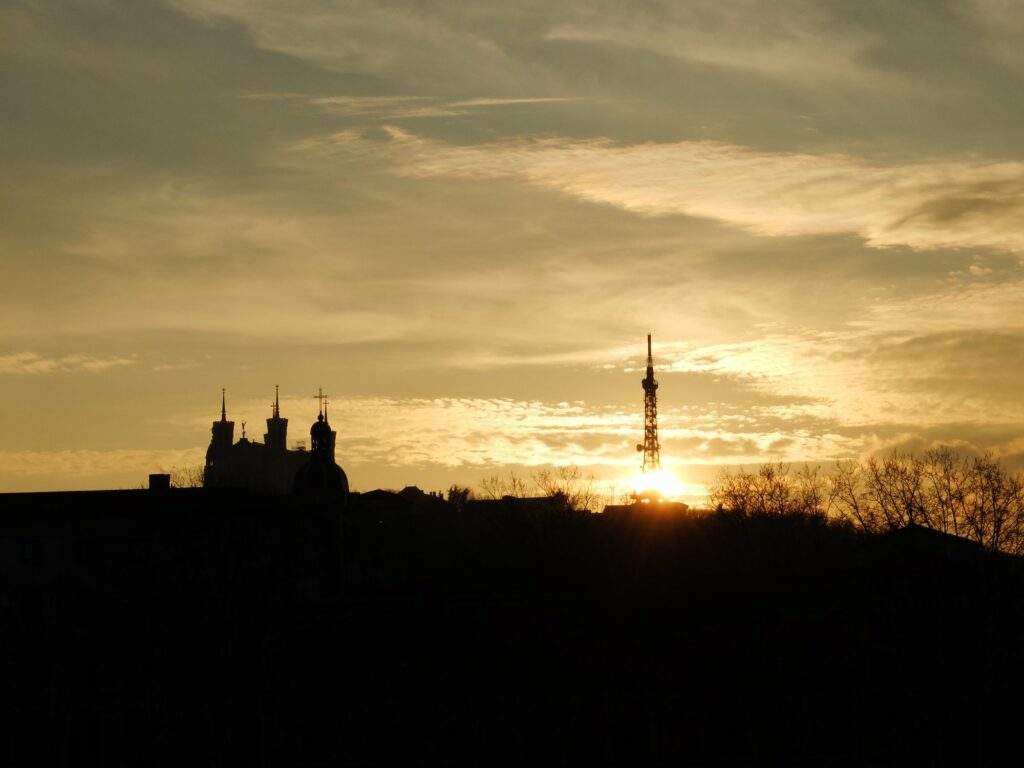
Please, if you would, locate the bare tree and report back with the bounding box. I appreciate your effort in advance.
[717,448,1024,554]
[715,454,929,527]
[478,471,529,500]
[171,464,205,489]
[826,460,854,518]
[962,453,1024,553]
[611,483,638,506]
[532,465,599,513]
[754,461,792,515]
[792,464,827,516]
[709,466,756,513]
[921,447,969,537]
[863,452,926,530]
[710,461,827,516]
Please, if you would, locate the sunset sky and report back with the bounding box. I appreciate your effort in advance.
[3,0,1024,500]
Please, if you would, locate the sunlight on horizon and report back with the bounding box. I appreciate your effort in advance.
[630,467,686,502]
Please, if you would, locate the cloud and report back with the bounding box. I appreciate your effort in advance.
[446,97,581,108]
[311,127,1024,254]
[0,352,135,375]
[5,384,1015,496]
[268,94,587,121]
[163,0,1024,161]
[165,0,532,93]
[6,0,1024,503]
[152,362,201,372]
[664,321,1024,432]
[542,3,875,86]
[306,95,467,120]
[162,1,897,95]
[858,278,1024,335]
[197,394,641,470]
[961,0,1024,77]
[0,447,205,478]
[174,390,850,481]
[35,161,756,349]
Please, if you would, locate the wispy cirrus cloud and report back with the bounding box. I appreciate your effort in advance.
[446,97,582,108]
[165,0,531,92]
[0,352,135,375]
[163,1,900,96]
[304,127,1024,254]
[252,93,586,120]
[306,95,464,120]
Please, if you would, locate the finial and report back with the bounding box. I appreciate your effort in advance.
[221,388,226,421]
[241,421,246,439]
[274,384,280,418]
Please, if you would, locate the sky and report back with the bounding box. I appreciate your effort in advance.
[3,0,1024,502]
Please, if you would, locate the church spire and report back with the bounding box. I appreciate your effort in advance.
[265,384,288,451]
[208,387,235,455]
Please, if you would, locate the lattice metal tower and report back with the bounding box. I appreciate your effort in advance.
[636,334,661,474]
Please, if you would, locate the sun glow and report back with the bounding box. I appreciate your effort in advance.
[631,468,684,502]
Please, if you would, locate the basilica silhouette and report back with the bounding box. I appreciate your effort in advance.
[204,387,348,496]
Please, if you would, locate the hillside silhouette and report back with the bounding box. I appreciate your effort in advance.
[2,480,1023,766]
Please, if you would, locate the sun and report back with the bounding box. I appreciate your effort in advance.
[631,468,684,502]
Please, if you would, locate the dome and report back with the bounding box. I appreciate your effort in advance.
[310,412,333,452]
[310,412,330,435]
[293,455,349,497]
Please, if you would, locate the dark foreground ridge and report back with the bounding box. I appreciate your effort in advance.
[2,488,1023,766]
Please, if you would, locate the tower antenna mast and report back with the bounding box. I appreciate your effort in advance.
[637,333,661,475]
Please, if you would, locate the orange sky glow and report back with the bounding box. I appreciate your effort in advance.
[3,1,1024,502]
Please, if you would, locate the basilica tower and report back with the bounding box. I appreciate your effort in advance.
[205,389,235,486]
[264,385,288,451]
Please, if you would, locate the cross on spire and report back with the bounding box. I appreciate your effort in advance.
[315,387,329,416]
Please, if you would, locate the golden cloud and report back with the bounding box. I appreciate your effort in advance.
[312,128,1024,255]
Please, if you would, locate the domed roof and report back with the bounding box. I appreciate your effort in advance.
[310,412,332,436]
[310,412,334,455]
[293,454,349,497]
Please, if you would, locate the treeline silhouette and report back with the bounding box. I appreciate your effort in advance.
[711,447,1024,554]
[475,464,601,510]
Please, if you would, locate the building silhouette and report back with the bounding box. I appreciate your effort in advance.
[204,387,348,496]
